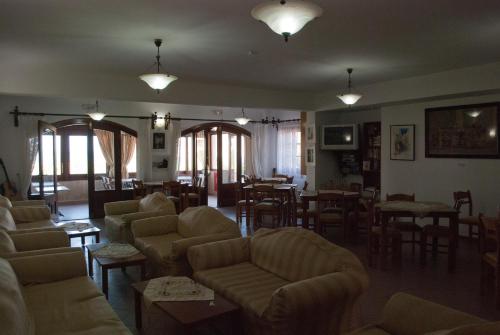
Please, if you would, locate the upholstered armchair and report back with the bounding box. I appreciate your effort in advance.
[104,192,176,243]
[0,194,46,208]
[187,227,369,335]
[0,228,69,257]
[348,292,498,335]
[131,206,241,277]
[0,248,131,335]
[0,205,55,231]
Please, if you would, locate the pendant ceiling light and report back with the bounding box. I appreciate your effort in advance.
[251,0,323,42]
[337,68,362,105]
[235,108,251,125]
[139,39,178,93]
[83,100,106,121]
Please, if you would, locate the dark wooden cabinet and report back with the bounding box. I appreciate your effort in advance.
[362,122,381,190]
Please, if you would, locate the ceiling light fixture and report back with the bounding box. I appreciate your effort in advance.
[235,108,251,125]
[139,39,178,93]
[251,0,323,42]
[337,68,362,105]
[83,100,106,121]
[467,110,481,118]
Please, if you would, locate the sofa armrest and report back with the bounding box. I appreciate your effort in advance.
[171,233,238,260]
[188,237,251,271]
[10,231,69,251]
[268,272,368,334]
[104,200,139,216]
[121,210,172,224]
[7,248,87,285]
[379,293,484,335]
[8,227,64,235]
[9,206,51,223]
[3,247,78,259]
[12,200,46,207]
[131,215,178,238]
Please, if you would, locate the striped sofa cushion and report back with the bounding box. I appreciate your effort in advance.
[251,228,367,282]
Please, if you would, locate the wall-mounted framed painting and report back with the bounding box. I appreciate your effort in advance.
[306,146,315,166]
[425,102,500,158]
[306,125,316,144]
[153,132,165,150]
[390,124,415,161]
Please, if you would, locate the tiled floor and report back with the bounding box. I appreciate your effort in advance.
[59,202,89,221]
[79,208,500,334]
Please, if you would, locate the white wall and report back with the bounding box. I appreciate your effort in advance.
[381,93,500,216]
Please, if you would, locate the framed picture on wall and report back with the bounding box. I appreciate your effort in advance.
[390,124,415,161]
[306,146,316,166]
[153,132,165,150]
[425,102,500,158]
[306,125,316,143]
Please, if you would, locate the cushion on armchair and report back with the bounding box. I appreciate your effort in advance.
[178,206,240,238]
[0,195,13,208]
[139,192,176,213]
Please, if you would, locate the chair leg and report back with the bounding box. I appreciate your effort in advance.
[496,267,500,309]
[469,224,473,241]
[420,232,427,265]
[480,261,487,296]
[411,231,416,255]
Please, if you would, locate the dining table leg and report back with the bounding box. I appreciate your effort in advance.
[245,188,251,227]
[380,212,389,270]
[302,198,310,230]
[448,213,458,273]
[432,216,439,258]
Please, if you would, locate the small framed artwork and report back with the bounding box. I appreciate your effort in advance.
[153,132,165,150]
[306,146,316,166]
[425,102,500,158]
[306,125,316,144]
[390,125,415,161]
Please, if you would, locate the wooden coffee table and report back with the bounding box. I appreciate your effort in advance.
[86,243,147,299]
[55,219,101,246]
[132,280,240,334]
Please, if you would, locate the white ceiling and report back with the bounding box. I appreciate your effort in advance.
[1,0,500,93]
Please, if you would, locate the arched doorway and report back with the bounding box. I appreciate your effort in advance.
[34,118,137,218]
[180,123,251,207]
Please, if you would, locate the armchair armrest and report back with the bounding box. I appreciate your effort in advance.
[104,200,139,216]
[3,247,78,259]
[268,272,367,334]
[8,227,64,235]
[9,206,51,223]
[131,215,178,238]
[379,293,484,335]
[188,237,250,272]
[121,210,173,225]
[10,230,69,251]
[171,233,238,260]
[7,248,87,285]
[12,200,46,207]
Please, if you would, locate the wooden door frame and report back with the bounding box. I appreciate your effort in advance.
[37,121,58,198]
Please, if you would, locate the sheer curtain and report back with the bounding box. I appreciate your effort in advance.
[251,123,265,177]
[169,121,181,180]
[94,129,115,178]
[20,116,41,198]
[277,123,301,177]
[137,119,152,181]
[121,133,136,178]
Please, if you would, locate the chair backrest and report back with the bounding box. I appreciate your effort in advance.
[453,190,473,216]
[316,191,346,214]
[101,176,112,190]
[132,179,146,198]
[302,181,309,191]
[478,214,500,261]
[162,181,183,197]
[252,184,277,202]
[386,193,415,202]
[350,182,362,192]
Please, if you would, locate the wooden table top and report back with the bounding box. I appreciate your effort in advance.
[86,243,147,267]
[375,201,457,214]
[300,189,361,198]
[132,280,239,326]
[243,183,297,190]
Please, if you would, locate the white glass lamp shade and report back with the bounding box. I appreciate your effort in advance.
[337,93,362,105]
[251,1,323,39]
[235,117,251,125]
[467,110,481,118]
[140,73,178,90]
[88,112,106,121]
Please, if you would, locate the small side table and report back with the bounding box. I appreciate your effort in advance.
[55,220,101,246]
[86,243,147,299]
[132,280,240,333]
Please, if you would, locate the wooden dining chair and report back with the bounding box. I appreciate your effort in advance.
[420,216,457,272]
[454,190,479,240]
[386,193,421,254]
[187,175,204,207]
[287,186,316,229]
[368,200,402,267]
[350,182,363,192]
[162,181,187,213]
[252,184,282,230]
[235,183,254,225]
[478,214,500,308]
[315,191,348,239]
[131,179,146,199]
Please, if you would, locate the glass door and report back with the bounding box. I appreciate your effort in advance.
[37,121,58,212]
[195,130,208,205]
[218,131,239,207]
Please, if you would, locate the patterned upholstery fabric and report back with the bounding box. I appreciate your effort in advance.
[348,293,486,335]
[131,207,242,277]
[0,207,16,230]
[0,230,16,255]
[0,195,46,209]
[0,206,54,231]
[188,227,369,335]
[139,192,176,212]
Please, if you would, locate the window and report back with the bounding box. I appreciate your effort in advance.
[177,136,193,173]
[210,134,217,169]
[32,135,61,176]
[93,137,107,174]
[277,125,301,177]
[127,148,137,174]
[69,136,88,174]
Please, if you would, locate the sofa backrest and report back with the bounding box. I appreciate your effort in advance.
[139,192,176,213]
[0,195,13,209]
[0,258,34,335]
[0,207,16,231]
[251,228,367,282]
[178,206,240,238]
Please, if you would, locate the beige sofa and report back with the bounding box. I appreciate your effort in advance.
[131,206,241,277]
[0,195,46,208]
[348,292,500,335]
[0,228,69,257]
[0,248,131,335]
[0,205,55,231]
[104,192,176,243]
[187,227,369,335]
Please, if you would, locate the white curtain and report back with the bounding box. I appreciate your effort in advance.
[169,121,181,180]
[244,136,256,177]
[137,119,152,181]
[20,116,41,199]
[277,123,301,177]
[94,129,115,178]
[121,133,136,179]
[251,123,265,177]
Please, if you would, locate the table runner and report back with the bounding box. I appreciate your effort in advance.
[58,221,94,232]
[143,276,214,308]
[92,243,140,258]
